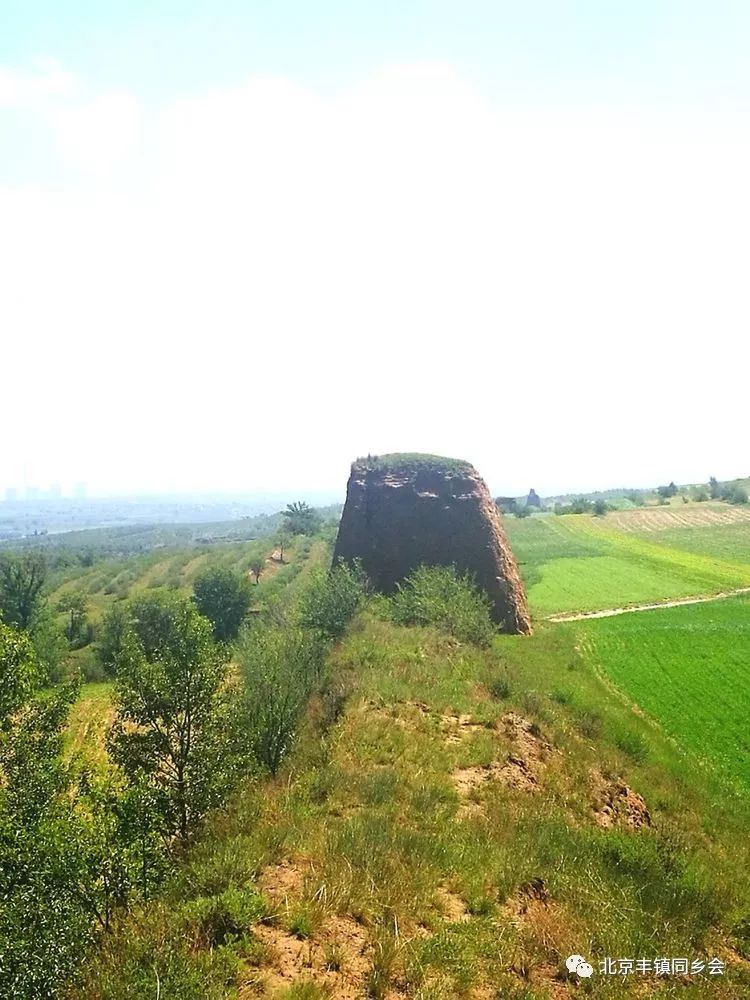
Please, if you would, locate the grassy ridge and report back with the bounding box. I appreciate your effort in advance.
[72,614,750,997]
[355,453,474,475]
[577,595,750,792]
[505,516,750,617]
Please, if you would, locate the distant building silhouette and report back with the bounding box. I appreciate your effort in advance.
[526,488,541,508]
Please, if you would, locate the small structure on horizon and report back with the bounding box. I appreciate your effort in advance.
[526,488,541,508]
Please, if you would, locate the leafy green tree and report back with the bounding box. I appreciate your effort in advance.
[0,623,91,997]
[274,528,289,563]
[107,596,239,840]
[249,558,265,585]
[282,500,322,536]
[593,498,608,516]
[193,566,253,641]
[656,483,678,500]
[95,601,132,676]
[0,621,38,721]
[74,772,168,930]
[0,551,47,632]
[721,483,749,505]
[0,554,66,682]
[709,476,721,499]
[57,590,91,647]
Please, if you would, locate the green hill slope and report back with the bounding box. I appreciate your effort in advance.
[71,614,750,999]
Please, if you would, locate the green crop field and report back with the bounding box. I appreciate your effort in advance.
[577,595,750,791]
[643,521,750,565]
[505,515,750,618]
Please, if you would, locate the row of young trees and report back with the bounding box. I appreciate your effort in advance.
[0,536,366,996]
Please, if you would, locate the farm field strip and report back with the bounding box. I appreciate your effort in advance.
[577,595,750,792]
[505,514,750,617]
[607,504,750,533]
[549,585,750,621]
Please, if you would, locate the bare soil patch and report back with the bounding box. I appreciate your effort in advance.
[247,911,370,998]
[590,770,651,829]
[441,712,486,745]
[258,860,308,905]
[500,712,553,764]
[435,885,471,923]
[450,713,551,810]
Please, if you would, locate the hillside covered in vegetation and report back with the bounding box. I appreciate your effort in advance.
[0,499,749,998]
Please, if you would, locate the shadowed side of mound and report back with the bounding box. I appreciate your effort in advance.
[333,453,532,634]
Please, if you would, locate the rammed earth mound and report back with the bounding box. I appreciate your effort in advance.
[333,452,531,633]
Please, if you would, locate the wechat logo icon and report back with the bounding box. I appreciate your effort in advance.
[566,954,594,978]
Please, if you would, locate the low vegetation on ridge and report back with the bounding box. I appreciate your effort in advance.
[2,498,750,997]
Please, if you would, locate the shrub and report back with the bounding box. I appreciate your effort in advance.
[297,560,368,640]
[236,621,326,775]
[387,565,495,647]
[183,887,266,947]
[575,708,603,739]
[614,729,650,764]
[78,646,108,683]
[488,675,512,700]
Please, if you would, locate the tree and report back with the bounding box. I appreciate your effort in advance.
[96,602,132,676]
[721,482,749,506]
[281,500,322,536]
[593,498,608,516]
[193,566,253,642]
[57,591,90,647]
[0,622,92,997]
[107,596,239,840]
[274,529,289,563]
[249,559,265,585]
[0,621,38,722]
[709,476,721,499]
[657,482,678,500]
[0,552,47,632]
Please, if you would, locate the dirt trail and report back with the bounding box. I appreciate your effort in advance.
[547,586,750,623]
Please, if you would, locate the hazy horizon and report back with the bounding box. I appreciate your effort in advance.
[2,2,748,498]
[0,464,743,506]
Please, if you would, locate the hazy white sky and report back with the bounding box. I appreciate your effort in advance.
[1,4,748,498]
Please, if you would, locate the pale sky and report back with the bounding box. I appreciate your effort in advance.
[1,2,748,498]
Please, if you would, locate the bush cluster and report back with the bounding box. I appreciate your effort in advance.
[386,565,496,647]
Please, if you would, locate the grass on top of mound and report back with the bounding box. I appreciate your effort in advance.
[355,452,474,476]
